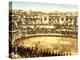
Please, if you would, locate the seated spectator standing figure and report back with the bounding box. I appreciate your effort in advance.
[55,52,58,56]
[66,52,68,56]
[70,53,72,55]
[52,51,54,56]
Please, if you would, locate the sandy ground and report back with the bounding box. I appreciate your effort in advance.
[16,36,77,55]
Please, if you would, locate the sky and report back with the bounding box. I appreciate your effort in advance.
[9,1,78,12]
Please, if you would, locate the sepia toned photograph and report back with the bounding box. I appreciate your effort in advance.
[9,1,78,59]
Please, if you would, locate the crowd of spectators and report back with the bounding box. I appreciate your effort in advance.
[9,44,72,58]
